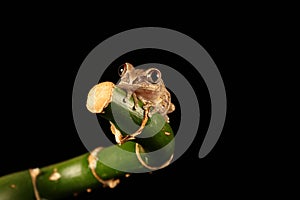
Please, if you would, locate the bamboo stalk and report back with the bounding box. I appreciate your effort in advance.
[0,82,175,200]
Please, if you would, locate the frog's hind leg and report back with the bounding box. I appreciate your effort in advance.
[119,106,150,144]
[132,105,150,137]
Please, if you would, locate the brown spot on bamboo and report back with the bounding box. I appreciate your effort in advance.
[49,168,61,181]
[29,168,41,200]
[88,147,120,188]
[164,132,171,136]
[86,188,92,193]
[86,81,115,113]
[10,184,16,189]
[125,173,130,178]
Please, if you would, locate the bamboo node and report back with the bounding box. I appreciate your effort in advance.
[164,132,171,136]
[88,147,120,188]
[86,188,92,193]
[29,168,41,200]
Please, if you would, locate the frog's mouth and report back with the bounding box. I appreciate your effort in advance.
[135,88,160,99]
[116,83,140,91]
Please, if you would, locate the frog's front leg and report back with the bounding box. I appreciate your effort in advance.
[122,90,139,111]
[132,92,139,110]
[122,90,133,103]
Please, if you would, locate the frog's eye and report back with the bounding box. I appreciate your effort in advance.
[118,64,127,77]
[147,69,161,84]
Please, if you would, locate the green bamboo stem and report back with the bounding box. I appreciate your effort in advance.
[0,82,175,200]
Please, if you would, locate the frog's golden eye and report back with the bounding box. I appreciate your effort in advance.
[118,64,127,77]
[147,69,161,84]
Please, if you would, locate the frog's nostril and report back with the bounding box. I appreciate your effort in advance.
[132,78,140,85]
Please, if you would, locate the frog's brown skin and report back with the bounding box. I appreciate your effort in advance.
[112,63,175,144]
[117,63,175,122]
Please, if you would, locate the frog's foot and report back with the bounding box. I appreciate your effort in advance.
[119,135,135,144]
[122,90,133,103]
[122,96,137,111]
[147,104,164,120]
[122,92,139,111]
[147,107,156,118]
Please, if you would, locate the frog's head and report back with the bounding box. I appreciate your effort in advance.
[117,63,163,91]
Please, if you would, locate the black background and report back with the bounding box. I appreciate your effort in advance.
[0,12,279,199]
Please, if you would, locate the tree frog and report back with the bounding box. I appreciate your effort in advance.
[113,62,175,143]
